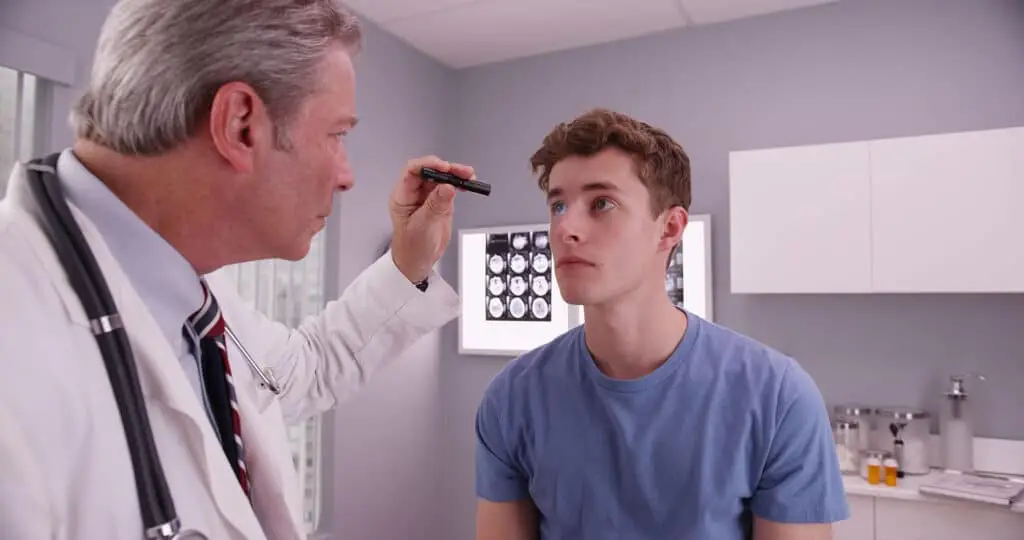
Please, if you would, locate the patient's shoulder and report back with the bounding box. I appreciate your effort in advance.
[481,325,583,402]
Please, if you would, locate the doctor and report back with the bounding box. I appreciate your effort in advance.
[0,1,466,539]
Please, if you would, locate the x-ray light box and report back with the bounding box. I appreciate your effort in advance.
[458,224,572,356]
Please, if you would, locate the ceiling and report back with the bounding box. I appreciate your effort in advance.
[344,0,840,68]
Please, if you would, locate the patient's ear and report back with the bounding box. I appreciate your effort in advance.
[659,206,688,252]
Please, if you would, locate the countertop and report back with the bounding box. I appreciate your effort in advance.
[843,469,1024,514]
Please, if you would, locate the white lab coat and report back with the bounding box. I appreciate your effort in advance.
[0,162,461,540]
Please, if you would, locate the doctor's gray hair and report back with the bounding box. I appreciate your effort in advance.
[70,0,363,154]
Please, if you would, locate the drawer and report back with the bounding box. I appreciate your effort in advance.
[875,498,1024,540]
[834,494,875,540]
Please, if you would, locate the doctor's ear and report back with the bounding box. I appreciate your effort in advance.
[208,82,271,173]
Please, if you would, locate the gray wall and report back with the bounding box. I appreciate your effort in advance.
[439,0,1024,537]
[0,2,455,539]
[318,20,455,540]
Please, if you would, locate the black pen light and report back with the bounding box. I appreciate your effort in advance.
[420,167,492,196]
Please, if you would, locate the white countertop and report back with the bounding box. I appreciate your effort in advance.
[843,469,1024,514]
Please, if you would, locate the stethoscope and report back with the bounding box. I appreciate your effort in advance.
[25,153,280,539]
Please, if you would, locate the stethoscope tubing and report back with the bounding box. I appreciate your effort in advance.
[26,156,185,539]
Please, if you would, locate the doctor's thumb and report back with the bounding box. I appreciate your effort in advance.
[424,184,456,216]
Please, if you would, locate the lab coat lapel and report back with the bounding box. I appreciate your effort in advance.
[205,272,308,540]
[118,279,268,539]
[4,165,267,539]
[234,390,305,540]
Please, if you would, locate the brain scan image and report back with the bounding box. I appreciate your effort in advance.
[509,275,528,296]
[484,229,554,322]
[487,297,505,318]
[510,253,527,274]
[488,276,506,296]
[509,297,527,319]
[531,297,550,319]
[532,252,550,273]
[488,254,505,274]
[531,275,549,296]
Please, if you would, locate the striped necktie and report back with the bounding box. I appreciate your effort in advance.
[189,280,252,499]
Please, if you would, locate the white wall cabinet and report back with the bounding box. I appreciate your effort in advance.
[870,127,1024,293]
[729,126,1024,293]
[729,141,873,293]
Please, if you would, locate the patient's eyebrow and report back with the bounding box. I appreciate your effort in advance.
[547,181,620,201]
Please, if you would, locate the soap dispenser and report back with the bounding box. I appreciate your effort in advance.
[940,372,985,472]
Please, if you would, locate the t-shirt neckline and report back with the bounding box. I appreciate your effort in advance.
[578,308,701,393]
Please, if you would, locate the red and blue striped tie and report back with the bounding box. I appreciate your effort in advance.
[189,280,252,499]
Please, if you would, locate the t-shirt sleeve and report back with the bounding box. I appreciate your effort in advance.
[750,363,850,524]
[475,383,530,502]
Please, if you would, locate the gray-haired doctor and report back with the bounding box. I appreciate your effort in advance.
[0,1,467,539]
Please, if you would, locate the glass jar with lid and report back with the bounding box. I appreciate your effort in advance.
[833,404,873,451]
[832,417,861,475]
[875,407,931,475]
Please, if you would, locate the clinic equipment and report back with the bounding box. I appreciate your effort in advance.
[24,153,279,539]
[420,167,491,196]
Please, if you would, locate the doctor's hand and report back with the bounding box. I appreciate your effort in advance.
[389,155,475,284]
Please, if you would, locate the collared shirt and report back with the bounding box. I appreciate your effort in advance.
[57,148,217,428]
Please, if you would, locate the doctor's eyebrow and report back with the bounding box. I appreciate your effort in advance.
[336,114,359,129]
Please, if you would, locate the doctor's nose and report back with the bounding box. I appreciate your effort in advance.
[335,154,355,192]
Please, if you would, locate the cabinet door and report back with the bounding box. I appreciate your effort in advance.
[834,494,875,540]
[875,498,1024,540]
[729,142,873,293]
[869,127,1024,292]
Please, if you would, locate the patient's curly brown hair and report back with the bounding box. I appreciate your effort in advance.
[529,108,691,215]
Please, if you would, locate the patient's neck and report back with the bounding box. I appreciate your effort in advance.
[583,285,687,380]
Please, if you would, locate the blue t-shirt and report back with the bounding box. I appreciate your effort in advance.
[475,312,849,539]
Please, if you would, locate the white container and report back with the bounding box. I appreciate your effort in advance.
[941,373,984,472]
[942,417,973,471]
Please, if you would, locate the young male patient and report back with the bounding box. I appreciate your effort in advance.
[474,109,848,540]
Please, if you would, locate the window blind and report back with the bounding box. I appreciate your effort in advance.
[221,231,327,535]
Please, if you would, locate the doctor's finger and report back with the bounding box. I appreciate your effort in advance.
[404,155,451,178]
[447,162,475,180]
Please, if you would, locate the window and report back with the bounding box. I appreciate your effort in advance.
[0,65,39,195]
[219,231,327,535]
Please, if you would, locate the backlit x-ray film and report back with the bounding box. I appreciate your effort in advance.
[484,230,552,322]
